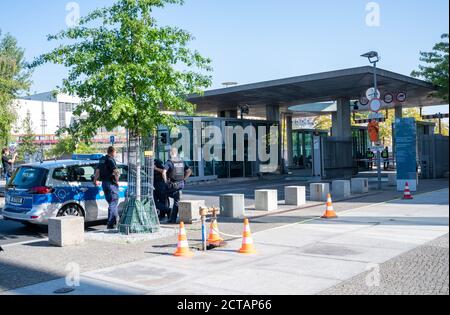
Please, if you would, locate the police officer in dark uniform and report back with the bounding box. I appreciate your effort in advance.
[382,147,390,170]
[366,148,375,170]
[94,146,120,229]
[164,148,192,224]
[2,148,17,183]
[153,158,172,221]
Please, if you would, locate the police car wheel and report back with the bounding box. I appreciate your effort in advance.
[57,204,84,218]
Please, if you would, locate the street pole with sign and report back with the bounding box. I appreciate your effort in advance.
[362,51,382,190]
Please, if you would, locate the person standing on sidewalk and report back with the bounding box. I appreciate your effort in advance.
[94,146,120,229]
[153,158,172,222]
[164,148,192,224]
[366,148,375,170]
[2,148,17,183]
[382,147,390,170]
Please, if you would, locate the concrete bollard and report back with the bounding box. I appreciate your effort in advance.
[220,194,245,218]
[388,173,397,186]
[48,216,85,247]
[351,178,369,194]
[285,186,306,206]
[179,200,206,224]
[332,180,351,198]
[310,183,330,202]
[255,190,278,212]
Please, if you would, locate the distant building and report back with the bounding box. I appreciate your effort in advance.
[12,92,126,148]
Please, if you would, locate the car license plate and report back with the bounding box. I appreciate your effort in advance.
[10,196,23,204]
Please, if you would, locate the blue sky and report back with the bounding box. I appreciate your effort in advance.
[0,0,449,113]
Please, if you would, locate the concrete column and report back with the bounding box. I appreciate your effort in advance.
[395,106,403,119]
[331,113,338,137]
[266,104,280,121]
[266,104,282,173]
[331,98,352,139]
[286,114,293,167]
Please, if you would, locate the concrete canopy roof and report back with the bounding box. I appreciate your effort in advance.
[189,66,444,116]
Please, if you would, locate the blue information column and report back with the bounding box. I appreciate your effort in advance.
[395,118,417,191]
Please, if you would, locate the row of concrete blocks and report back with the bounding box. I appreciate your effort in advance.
[179,178,370,222]
[47,178,373,247]
[310,178,369,201]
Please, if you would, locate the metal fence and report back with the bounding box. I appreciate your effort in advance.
[118,132,160,235]
[419,135,449,179]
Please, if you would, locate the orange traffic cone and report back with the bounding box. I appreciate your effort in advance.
[402,182,413,200]
[174,222,194,257]
[321,194,338,219]
[207,219,224,246]
[238,219,257,254]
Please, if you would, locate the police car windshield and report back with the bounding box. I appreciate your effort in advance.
[9,166,47,189]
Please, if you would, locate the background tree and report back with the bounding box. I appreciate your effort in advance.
[0,30,32,146]
[17,110,37,161]
[48,134,97,159]
[313,115,332,131]
[412,33,449,102]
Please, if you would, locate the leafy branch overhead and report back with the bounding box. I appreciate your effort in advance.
[32,0,212,139]
[412,33,449,102]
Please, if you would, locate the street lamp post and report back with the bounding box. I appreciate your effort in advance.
[361,51,382,190]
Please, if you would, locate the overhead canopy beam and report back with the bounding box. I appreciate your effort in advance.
[189,66,443,117]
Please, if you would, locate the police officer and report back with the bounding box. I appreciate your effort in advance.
[164,148,192,224]
[366,148,375,170]
[382,147,390,170]
[1,148,17,183]
[153,158,171,222]
[94,146,120,229]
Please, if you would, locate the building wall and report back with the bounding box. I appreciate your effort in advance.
[13,99,62,136]
[12,93,126,147]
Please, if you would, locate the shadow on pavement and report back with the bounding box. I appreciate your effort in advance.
[0,259,62,292]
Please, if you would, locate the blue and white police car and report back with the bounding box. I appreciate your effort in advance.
[2,154,128,226]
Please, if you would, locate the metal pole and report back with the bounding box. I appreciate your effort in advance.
[373,62,382,190]
[201,215,207,251]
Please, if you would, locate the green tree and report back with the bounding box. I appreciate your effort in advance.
[48,134,97,158]
[0,31,32,146]
[412,33,449,102]
[17,110,37,161]
[32,0,212,222]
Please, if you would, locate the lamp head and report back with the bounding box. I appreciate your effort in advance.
[361,51,380,64]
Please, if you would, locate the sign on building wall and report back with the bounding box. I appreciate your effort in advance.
[395,118,417,191]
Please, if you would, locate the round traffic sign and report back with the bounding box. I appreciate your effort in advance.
[359,96,369,106]
[369,98,382,113]
[383,93,394,104]
[396,92,407,103]
[366,88,381,101]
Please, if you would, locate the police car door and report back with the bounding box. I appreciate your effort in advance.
[75,164,109,221]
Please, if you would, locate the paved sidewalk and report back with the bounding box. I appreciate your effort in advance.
[2,188,448,295]
[320,234,449,295]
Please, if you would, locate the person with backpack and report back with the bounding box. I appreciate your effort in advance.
[163,148,192,224]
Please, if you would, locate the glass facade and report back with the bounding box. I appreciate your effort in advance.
[156,117,279,180]
[292,129,328,170]
[352,126,369,170]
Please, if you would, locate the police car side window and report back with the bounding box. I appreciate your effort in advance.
[52,167,77,182]
[75,165,96,183]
